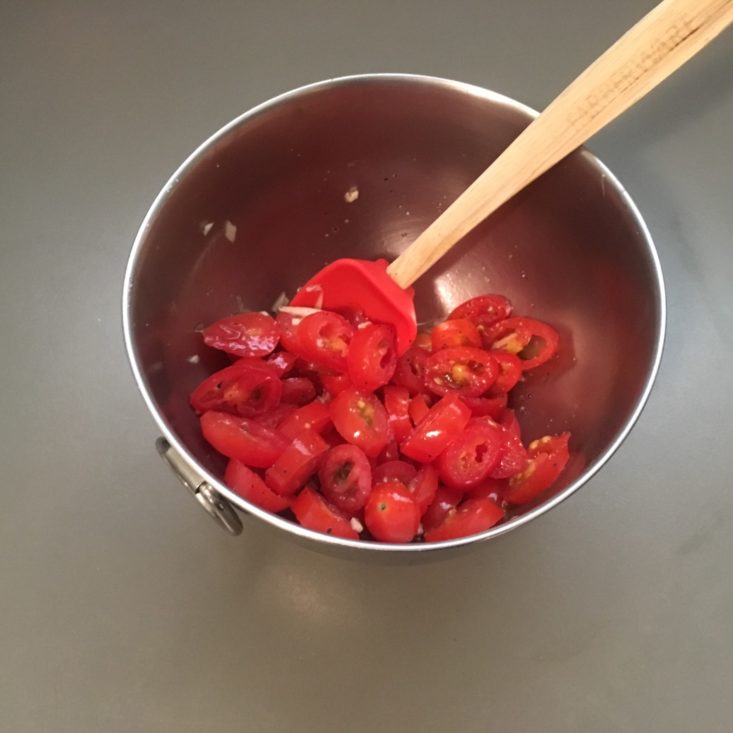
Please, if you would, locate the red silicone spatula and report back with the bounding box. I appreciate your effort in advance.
[290,0,732,354]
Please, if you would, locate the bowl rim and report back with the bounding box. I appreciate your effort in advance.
[122,72,666,553]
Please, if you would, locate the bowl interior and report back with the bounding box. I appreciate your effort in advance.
[126,76,663,531]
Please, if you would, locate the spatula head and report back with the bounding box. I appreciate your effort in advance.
[289,258,416,354]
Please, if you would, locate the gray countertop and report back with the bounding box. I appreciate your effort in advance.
[2,2,732,731]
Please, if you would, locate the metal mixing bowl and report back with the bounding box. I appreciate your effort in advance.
[122,74,665,552]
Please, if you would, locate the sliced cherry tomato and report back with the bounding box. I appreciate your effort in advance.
[318,444,373,514]
[393,345,430,395]
[347,323,397,391]
[504,433,570,505]
[431,319,481,351]
[266,350,298,376]
[414,331,433,351]
[466,477,507,502]
[491,351,523,392]
[278,400,331,440]
[275,311,305,354]
[499,409,522,440]
[281,377,317,405]
[437,420,504,490]
[295,312,354,372]
[224,460,289,513]
[401,394,471,463]
[422,486,463,531]
[376,439,400,464]
[329,387,390,458]
[460,392,508,419]
[291,486,359,539]
[448,294,512,328]
[490,420,528,480]
[512,318,560,371]
[364,481,420,543]
[200,411,288,468]
[255,403,296,429]
[482,318,532,354]
[383,386,412,443]
[424,347,498,398]
[407,463,438,513]
[424,497,504,542]
[373,460,418,486]
[320,373,352,397]
[202,311,280,358]
[265,428,329,496]
[408,393,431,425]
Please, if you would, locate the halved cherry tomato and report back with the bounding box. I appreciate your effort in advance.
[265,428,329,496]
[414,331,433,351]
[383,386,412,443]
[296,312,354,372]
[424,497,504,542]
[422,486,463,531]
[373,460,418,486]
[491,428,528,479]
[407,463,438,513]
[281,377,316,405]
[266,350,298,376]
[448,294,512,328]
[376,439,400,464]
[424,347,498,398]
[504,432,570,505]
[491,351,523,392]
[224,460,290,513]
[200,411,288,468]
[275,311,305,354]
[437,420,504,490]
[255,403,296,429]
[499,409,522,439]
[278,400,331,440]
[318,444,373,514]
[291,486,359,539]
[460,392,508,419]
[408,393,431,424]
[401,394,471,463]
[329,387,390,458]
[320,373,352,397]
[364,481,420,543]
[482,318,532,354]
[466,477,507,502]
[512,318,560,371]
[202,311,280,358]
[431,319,481,351]
[393,345,430,395]
[347,323,397,391]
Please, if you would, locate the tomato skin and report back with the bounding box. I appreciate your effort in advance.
[460,392,508,419]
[424,347,498,398]
[281,377,317,405]
[329,387,390,458]
[431,319,482,351]
[224,460,290,513]
[265,428,329,496]
[491,428,528,479]
[422,486,463,531]
[491,351,523,392]
[372,460,418,487]
[291,486,359,539]
[296,312,354,372]
[408,393,431,425]
[401,394,472,463]
[202,312,280,358]
[347,323,397,391]
[364,481,420,543]
[499,409,522,440]
[393,345,430,395]
[512,318,560,371]
[255,403,296,429]
[320,373,352,397]
[424,497,504,542]
[408,463,439,513]
[318,444,373,514]
[278,400,331,440]
[266,350,298,376]
[504,433,570,505]
[448,295,512,328]
[200,411,288,468]
[276,312,305,354]
[466,477,507,502]
[383,386,412,443]
[437,421,504,490]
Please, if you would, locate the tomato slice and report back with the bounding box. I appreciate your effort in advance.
[499,409,522,439]
[512,318,560,371]
[431,319,482,351]
[266,350,298,376]
[466,477,507,502]
[318,443,373,514]
[255,403,296,429]
[448,295,512,328]
[265,428,329,496]
[376,439,400,464]
[408,393,431,425]
[281,377,317,405]
[329,387,390,458]
[393,345,430,395]
[424,497,504,542]
[275,311,305,355]
[383,385,412,443]
[503,432,570,505]
[424,347,498,398]
[190,361,282,417]
[295,312,354,372]
[437,420,504,490]
[482,318,532,354]
[491,351,523,392]
[364,481,420,543]
[421,486,463,530]
[347,323,397,391]
[491,427,528,479]
[224,460,290,513]
[291,486,359,539]
[200,411,288,468]
[202,312,280,358]
[401,394,472,463]
[372,460,418,487]
[414,331,433,351]
[320,373,352,397]
[278,400,331,440]
[460,392,508,419]
[407,463,438,513]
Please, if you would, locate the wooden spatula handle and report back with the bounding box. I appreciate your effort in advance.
[387,0,733,289]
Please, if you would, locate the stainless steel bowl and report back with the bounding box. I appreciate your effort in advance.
[123,74,665,552]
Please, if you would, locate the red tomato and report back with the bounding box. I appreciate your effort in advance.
[275,312,305,354]
[373,460,418,486]
[466,478,507,502]
[424,347,498,398]
[281,377,317,405]
[224,460,289,513]
[255,403,296,429]
[482,317,532,354]
[408,393,431,425]
[383,386,412,443]
[407,463,438,513]
[424,497,504,542]
[448,295,512,328]
[190,361,282,417]
[364,481,420,543]
[422,486,463,531]
[320,373,352,397]
[202,312,280,358]
[437,421,504,490]
[393,345,430,395]
[295,312,354,372]
[499,409,522,439]
[318,444,373,514]
[376,439,400,464]
[265,428,329,496]
[512,318,560,371]
[461,392,508,419]
[431,319,481,351]
[491,351,523,392]
[266,350,298,376]
[491,428,528,479]
[347,323,397,391]
[200,411,288,468]
[414,331,433,351]
[401,394,472,463]
[278,400,331,440]
[329,387,390,458]
[291,486,359,539]
[504,433,570,505]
